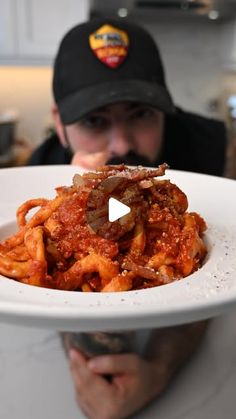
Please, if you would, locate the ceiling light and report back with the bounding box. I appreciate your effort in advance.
[208,9,219,20]
[117,7,128,17]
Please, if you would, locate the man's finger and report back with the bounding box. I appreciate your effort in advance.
[69,349,111,391]
[69,349,94,390]
[69,348,87,365]
[87,353,141,374]
[71,151,109,169]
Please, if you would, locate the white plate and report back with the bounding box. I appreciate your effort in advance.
[0,165,235,332]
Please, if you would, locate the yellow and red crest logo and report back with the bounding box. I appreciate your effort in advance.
[89,24,129,69]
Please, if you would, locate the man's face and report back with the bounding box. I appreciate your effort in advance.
[58,103,164,168]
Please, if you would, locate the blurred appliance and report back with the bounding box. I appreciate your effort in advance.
[0,110,18,165]
[91,0,236,20]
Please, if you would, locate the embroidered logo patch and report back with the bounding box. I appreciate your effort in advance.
[89,24,129,69]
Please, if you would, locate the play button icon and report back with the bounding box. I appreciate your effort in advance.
[86,175,141,240]
[108,197,130,222]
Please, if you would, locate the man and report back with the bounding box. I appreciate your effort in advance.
[28,18,225,175]
[28,18,226,419]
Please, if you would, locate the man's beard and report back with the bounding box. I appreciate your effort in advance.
[107,151,154,167]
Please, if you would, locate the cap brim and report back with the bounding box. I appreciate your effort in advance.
[58,79,175,124]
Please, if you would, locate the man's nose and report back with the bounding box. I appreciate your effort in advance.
[108,124,132,157]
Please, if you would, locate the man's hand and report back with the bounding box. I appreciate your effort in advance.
[69,350,171,419]
[68,321,209,419]
[71,151,109,169]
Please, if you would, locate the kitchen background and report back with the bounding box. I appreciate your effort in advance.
[0,0,236,177]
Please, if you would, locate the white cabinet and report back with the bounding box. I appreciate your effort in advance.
[16,0,89,57]
[0,0,90,64]
[0,0,17,56]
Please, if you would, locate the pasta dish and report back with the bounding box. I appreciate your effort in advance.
[0,164,207,292]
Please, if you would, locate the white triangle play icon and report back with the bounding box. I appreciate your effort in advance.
[108,197,131,222]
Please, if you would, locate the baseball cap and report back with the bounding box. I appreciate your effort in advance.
[53,18,175,125]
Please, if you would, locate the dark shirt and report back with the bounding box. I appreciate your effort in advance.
[28,108,227,176]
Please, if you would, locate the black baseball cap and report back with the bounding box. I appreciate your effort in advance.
[53,18,175,125]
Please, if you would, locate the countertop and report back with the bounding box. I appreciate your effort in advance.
[1,311,236,419]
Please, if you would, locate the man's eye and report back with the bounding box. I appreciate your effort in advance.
[81,116,109,129]
[131,108,155,120]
